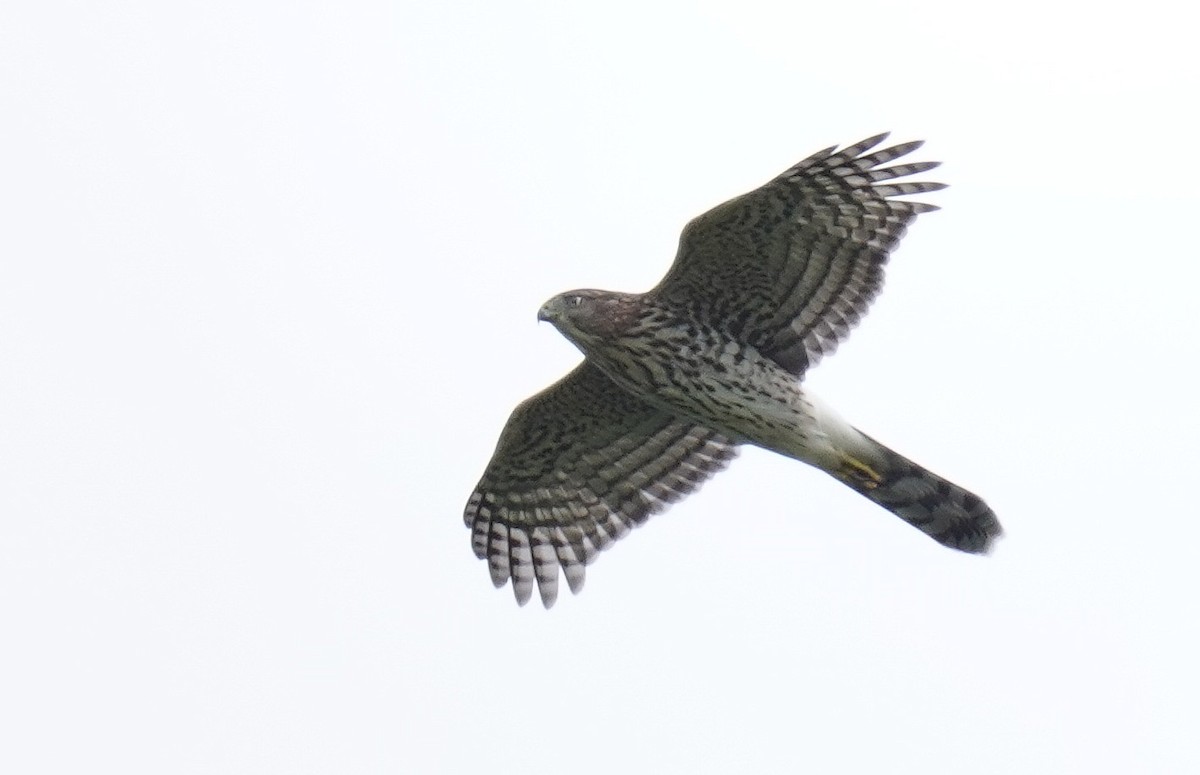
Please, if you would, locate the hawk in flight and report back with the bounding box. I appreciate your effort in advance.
[465,133,1001,607]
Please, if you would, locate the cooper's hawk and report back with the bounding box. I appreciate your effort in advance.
[465,133,1001,607]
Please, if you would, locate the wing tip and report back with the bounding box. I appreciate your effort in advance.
[854,131,892,148]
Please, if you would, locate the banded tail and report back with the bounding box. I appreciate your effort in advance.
[833,432,1001,553]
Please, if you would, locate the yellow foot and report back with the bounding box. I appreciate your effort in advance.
[835,452,883,490]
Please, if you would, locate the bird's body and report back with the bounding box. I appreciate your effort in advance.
[466,133,1001,608]
[568,303,833,468]
[546,295,810,451]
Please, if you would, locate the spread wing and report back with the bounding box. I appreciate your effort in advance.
[464,362,738,608]
[649,133,945,375]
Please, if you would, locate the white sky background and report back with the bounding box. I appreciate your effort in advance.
[2,1,1198,772]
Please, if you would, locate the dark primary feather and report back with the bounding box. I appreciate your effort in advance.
[649,133,945,375]
[464,363,738,608]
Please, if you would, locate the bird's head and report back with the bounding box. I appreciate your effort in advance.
[537,290,642,346]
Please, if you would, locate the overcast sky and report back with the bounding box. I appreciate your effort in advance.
[3,1,1198,773]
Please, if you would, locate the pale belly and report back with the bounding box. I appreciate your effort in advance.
[591,337,841,466]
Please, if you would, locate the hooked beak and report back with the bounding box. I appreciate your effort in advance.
[537,304,552,323]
